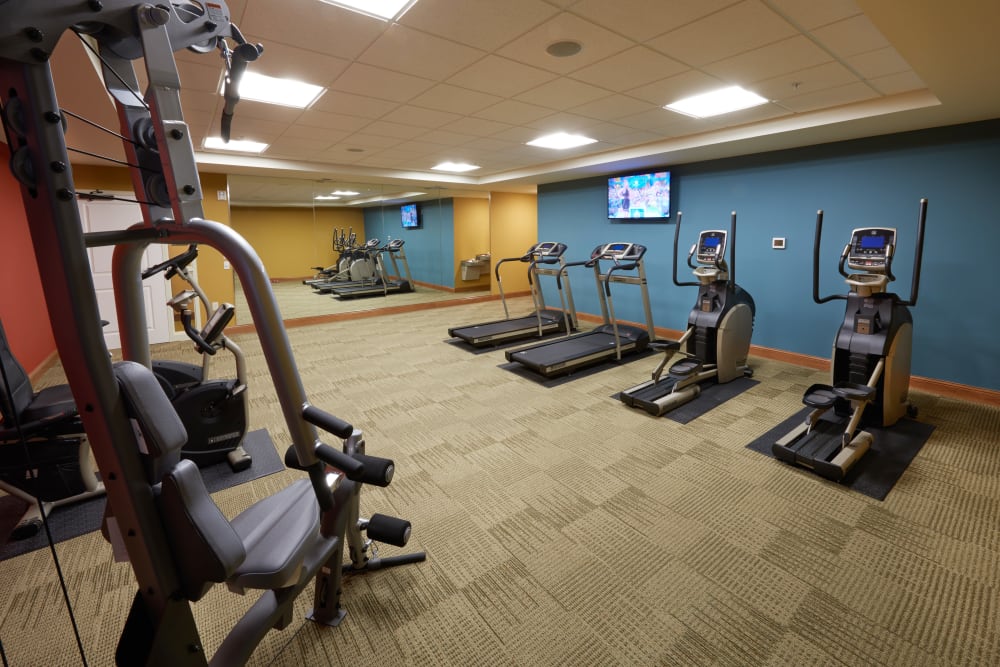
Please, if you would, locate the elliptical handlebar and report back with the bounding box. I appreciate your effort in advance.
[141,244,198,280]
[673,212,699,288]
[900,198,928,307]
[814,210,849,304]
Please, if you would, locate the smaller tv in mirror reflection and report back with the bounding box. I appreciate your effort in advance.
[401,203,421,229]
[608,171,670,220]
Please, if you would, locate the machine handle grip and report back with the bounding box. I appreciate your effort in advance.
[180,310,217,355]
[302,404,355,439]
[220,42,262,142]
[141,244,198,279]
[314,443,366,480]
[813,210,846,304]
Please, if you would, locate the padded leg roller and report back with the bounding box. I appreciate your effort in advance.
[366,513,410,547]
[352,454,394,487]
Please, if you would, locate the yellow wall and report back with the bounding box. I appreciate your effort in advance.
[452,197,491,291]
[230,206,365,280]
[71,165,234,322]
[488,192,538,295]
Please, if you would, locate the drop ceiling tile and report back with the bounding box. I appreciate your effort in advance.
[330,63,436,102]
[447,55,558,98]
[845,47,912,80]
[331,133,403,149]
[778,81,878,112]
[400,0,559,50]
[229,100,306,124]
[474,99,555,124]
[570,94,660,122]
[703,35,832,84]
[309,90,399,119]
[868,70,926,95]
[461,135,527,152]
[296,109,372,132]
[217,117,287,142]
[765,0,861,30]
[379,105,463,129]
[281,121,367,142]
[754,61,859,102]
[446,116,514,137]
[570,0,741,42]
[496,13,635,75]
[524,111,605,133]
[241,35,350,86]
[179,61,227,94]
[647,1,797,67]
[358,24,487,80]
[266,136,337,158]
[359,120,430,140]
[409,84,503,116]
[238,0,388,60]
[627,70,727,106]
[810,14,891,58]
[181,90,221,114]
[569,47,689,92]
[417,128,479,146]
[616,107,706,134]
[515,77,613,110]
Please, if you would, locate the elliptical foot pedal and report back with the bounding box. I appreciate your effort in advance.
[832,382,876,403]
[802,383,837,408]
[668,358,702,377]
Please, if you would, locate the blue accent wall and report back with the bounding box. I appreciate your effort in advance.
[364,200,455,288]
[537,120,1000,390]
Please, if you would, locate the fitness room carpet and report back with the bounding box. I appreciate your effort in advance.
[744,409,935,500]
[0,429,284,560]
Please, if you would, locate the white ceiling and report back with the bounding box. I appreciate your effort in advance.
[45,0,1000,206]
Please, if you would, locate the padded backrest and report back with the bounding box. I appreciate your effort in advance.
[158,458,246,601]
[114,361,187,484]
[0,318,34,422]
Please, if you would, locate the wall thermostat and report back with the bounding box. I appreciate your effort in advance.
[772,237,786,249]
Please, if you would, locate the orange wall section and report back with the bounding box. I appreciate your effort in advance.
[230,205,365,280]
[452,197,491,290]
[489,192,538,295]
[0,144,57,374]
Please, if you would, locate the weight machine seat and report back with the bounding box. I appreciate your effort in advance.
[1,318,80,436]
[114,361,336,602]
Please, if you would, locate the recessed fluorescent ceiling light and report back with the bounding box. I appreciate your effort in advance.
[432,161,480,172]
[314,195,341,200]
[664,86,768,118]
[331,190,360,196]
[203,137,268,153]
[223,70,325,109]
[526,132,597,150]
[318,0,418,21]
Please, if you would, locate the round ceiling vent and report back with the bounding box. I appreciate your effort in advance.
[546,40,583,58]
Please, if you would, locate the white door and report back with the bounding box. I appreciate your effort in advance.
[77,196,174,351]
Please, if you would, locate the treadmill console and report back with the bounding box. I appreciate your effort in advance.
[696,230,727,265]
[533,241,568,259]
[847,227,895,272]
[594,242,646,261]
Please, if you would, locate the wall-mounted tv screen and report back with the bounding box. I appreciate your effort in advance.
[608,171,670,220]
[401,203,421,229]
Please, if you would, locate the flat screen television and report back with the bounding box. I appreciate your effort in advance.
[401,203,421,229]
[608,171,670,220]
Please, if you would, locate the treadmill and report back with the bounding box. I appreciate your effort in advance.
[332,238,414,299]
[448,242,577,347]
[505,242,654,378]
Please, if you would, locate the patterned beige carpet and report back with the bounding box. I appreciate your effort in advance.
[2,297,999,665]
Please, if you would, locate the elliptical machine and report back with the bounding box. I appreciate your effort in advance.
[141,245,252,472]
[619,211,755,416]
[772,199,927,481]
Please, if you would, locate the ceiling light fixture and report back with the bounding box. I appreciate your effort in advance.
[331,190,361,196]
[317,0,419,21]
[221,70,325,109]
[432,161,480,173]
[203,137,268,153]
[664,85,768,118]
[527,132,598,150]
[314,195,341,200]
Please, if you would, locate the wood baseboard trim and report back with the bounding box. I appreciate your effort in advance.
[29,348,61,384]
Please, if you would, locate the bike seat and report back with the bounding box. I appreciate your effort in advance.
[802,383,838,408]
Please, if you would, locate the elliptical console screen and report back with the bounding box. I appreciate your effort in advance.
[850,228,895,257]
[696,230,726,264]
